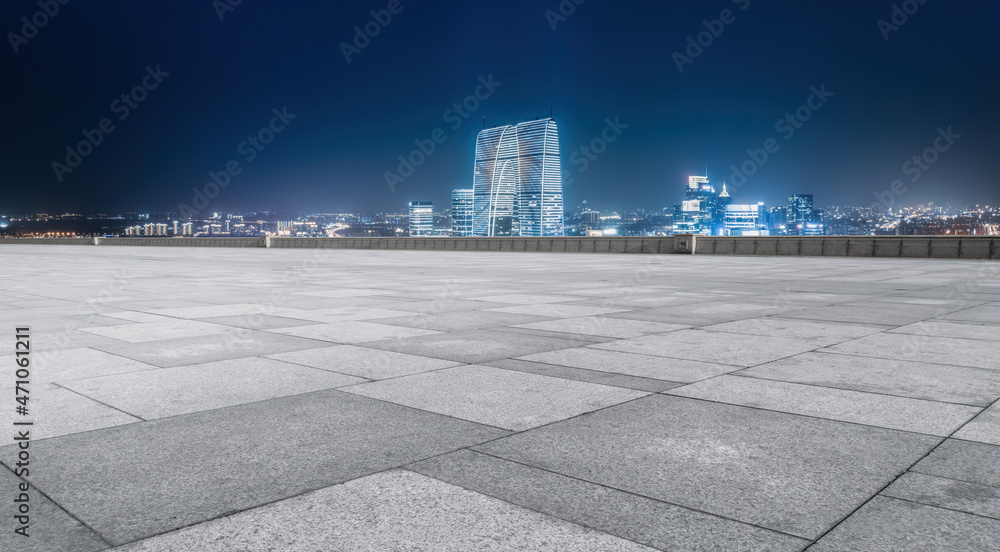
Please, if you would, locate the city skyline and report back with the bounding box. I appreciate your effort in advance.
[1,2,997,215]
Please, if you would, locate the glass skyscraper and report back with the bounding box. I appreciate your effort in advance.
[472,118,563,237]
[451,189,473,237]
[408,201,433,236]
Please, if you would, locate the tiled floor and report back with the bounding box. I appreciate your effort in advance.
[1,245,998,551]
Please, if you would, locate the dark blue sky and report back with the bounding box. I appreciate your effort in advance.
[1,0,997,215]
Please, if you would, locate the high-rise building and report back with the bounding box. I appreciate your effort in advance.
[451,189,473,237]
[473,118,563,237]
[724,203,768,235]
[787,194,825,235]
[673,175,722,235]
[409,201,433,236]
[767,206,787,234]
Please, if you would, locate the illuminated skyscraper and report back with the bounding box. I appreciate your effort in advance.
[472,118,563,236]
[451,189,474,237]
[408,201,433,236]
[673,175,722,235]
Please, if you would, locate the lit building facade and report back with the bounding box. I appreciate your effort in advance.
[787,194,825,235]
[451,189,473,237]
[673,175,723,235]
[408,201,433,236]
[472,118,563,237]
[724,203,768,235]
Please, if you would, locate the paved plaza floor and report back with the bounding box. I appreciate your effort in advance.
[1,245,998,551]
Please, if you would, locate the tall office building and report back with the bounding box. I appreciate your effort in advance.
[673,175,722,235]
[787,194,825,235]
[724,203,768,235]
[451,189,473,237]
[409,201,433,237]
[472,118,563,237]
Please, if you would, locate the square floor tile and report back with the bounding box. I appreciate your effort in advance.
[821,333,1000,370]
[267,344,462,379]
[342,365,646,430]
[519,347,739,382]
[476,394,938,539]
[267,321,440,343]
[592,329,819,367]
[513,317,688,339]
[362,329,593,363]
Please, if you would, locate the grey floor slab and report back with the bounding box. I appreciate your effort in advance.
[484,358,683,392]
[486,303,630,318]
[194,314,318,330]
[882,472,1000,519]
[0,468,108,552]
[342,365,646,430]
[742,351,1000,406]
[374,309,551,331]
[266,344,463,379]
[0,383,139,440]
[667,375,980,436]
[910,439,1000,488]
[938,304,1000,324]
[821,333,1000,370]
[61,357,366,419]
[888,320,1000,341]
[113,470,656,552]
[361,328,594,363]
[519,346,741,382]
[79,319,238,342]
[89,330,332,368]
[954,403,1000,445]
[475,394,939,539]
[409,450,808,551]
[592,329,819,367]
[0,347,159,384]
[700,318,888,346]
[809,496,1000,552]
[270,306,415,323]
[774,304,943,326]
[266,321,440,343]
[0,389,507,545]
[512,316,688,339]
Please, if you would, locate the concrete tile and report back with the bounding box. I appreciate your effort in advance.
[362,329,593,363]
[519,346,740,382]
[954,403,1000,445]
[476,395,938,539]
[775,304,940,325]
[888,320,1000,341]
[267,344,462,379]
[487,304,629,318]
[742,352,1000,406]
[0,389,507,545]
[0,383,139,440]
[882,472,1000,519]
[112,470,655,552]
[267,321,440,343]
[592,330,819,367]
[822,333,1000,370]
[939,305,1000,324]
[0,347,158,384]
[148,303,283,319]
[513,316,688,339]
[667,375,979,436]
[484,358,683,392]
[89,330,332,368]
[270,306,414,323]
[701,318,888,346]
[910,439,1000,487]
[79,319,237,342]
[472,293,582,304]
[61,357,366,419]
[375,309,550,331]
[342,365,646,430]
[410,450,808,551]
[195,314,318,330]
[809,496,1000,552]
[0,468,108,552]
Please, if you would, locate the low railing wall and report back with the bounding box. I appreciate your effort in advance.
[1,235,996,258]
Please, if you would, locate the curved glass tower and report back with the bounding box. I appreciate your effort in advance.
[473,118,563,237]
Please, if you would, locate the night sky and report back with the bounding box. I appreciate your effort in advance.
[1,0,997,215]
